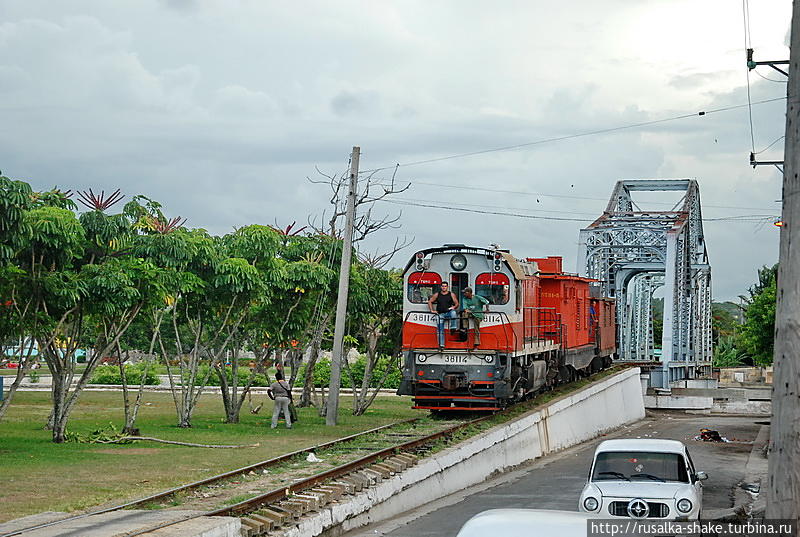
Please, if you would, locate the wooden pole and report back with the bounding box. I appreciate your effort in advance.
[767,0,800,527]
[326,146,359,426]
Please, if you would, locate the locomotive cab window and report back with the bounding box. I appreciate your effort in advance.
[475,273,510,305]
[407,272,441,303]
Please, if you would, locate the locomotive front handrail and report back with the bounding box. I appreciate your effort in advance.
[402,309,518,351]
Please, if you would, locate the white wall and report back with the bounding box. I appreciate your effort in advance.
[283,367,646,537]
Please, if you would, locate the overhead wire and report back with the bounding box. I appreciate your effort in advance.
[754,70,788,84]
[743,0,757,153]
[394,196,600,216]
[753,135,785,154]
[377,198,778,224]
[371,179,778,212]
[359,97,785,175]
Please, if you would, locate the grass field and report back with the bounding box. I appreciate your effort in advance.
[0,390,422,522]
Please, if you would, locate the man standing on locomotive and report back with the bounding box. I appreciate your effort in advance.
[428,281,459,348]
[460,287,489,346]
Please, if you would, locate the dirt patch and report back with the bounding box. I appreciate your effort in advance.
[92,448,162,455]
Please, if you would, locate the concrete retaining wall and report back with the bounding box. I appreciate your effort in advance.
[718,367,772,385]
[644,386,771,415]
[283,367,645,537]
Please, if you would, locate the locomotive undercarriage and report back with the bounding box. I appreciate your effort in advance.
[398,347,612,411]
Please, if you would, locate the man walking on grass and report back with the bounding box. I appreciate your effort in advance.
[268,371,292,429]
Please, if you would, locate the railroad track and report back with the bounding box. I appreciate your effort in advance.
[0,417,438,537]
[0,416,493,537]
[121,413,497,537]
[2,368,626,537]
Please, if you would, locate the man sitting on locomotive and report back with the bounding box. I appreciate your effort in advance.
[460,287,489,346]
[428,281,459,348]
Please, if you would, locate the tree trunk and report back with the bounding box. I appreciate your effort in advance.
[49,369,70,442]
[118,351,132,432]
[217,360,240,424]
[300,312,330,407]
[0,340,37,422]
[123,355,151,435]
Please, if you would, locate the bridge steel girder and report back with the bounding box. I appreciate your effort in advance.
[576,179,713,387]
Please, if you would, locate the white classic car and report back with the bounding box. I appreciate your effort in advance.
[578,439,707,520]
[456,509,596,537]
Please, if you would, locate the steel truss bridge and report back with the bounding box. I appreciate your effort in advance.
[577,180,712,387]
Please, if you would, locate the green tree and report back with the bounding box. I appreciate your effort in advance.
[713,335,747,368]
[0,185,167,442]
[343,265,403,415]
[712,302,741,345]
[740,265,778,366]
[651,297,663,348]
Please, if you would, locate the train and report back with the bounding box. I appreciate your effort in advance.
[396,244,617,411]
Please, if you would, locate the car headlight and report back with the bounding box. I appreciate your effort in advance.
[583,497,599,511]
[677,499,693,513]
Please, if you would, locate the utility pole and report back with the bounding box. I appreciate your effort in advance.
[767,0,800,527]
[326,146,359,426]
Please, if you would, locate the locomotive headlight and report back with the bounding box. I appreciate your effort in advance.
[583,497,599,511]
[417,354,427,363]
[677,499,692,513]
[483,355,494,364]
[450,254,467,271]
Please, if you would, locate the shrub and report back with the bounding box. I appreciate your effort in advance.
[294,355,401,389]
[191,365,271,387]
[89,362,160,385]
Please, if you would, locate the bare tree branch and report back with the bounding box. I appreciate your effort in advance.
[358,235,415,269]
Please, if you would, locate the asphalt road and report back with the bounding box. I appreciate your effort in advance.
[346,411,765,537]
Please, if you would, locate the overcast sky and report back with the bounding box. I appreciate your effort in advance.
[0,0,791,301]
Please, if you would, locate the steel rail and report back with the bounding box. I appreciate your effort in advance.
[0,418,419,537]
[116,413,497,537]
[116,367,633,536]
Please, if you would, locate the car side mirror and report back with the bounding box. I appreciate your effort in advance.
[695,471,708,481]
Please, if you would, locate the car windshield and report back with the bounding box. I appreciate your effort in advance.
[592,451,689,483]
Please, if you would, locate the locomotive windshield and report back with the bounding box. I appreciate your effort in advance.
[475,273,510,305]
[407,272,441,303]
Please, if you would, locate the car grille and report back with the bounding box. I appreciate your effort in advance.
[609,501,670,518]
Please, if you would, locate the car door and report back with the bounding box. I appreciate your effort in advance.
[685,448,703,501]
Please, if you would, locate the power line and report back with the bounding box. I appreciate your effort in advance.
[754,69,788,84]
[360,96,785,174]
[754,135,785,154]
[375,179,778,212]
[378,198,778,224]
[395,196,600,216]
[380,199,592,222]
[743,0,757,152]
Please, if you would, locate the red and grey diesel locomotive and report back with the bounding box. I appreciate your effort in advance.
[397,244,616,411]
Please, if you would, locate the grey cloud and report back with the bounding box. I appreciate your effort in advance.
[669,71,734,90]
[331,90,381,116]
[0,0,790,301]
[159,0,199,12]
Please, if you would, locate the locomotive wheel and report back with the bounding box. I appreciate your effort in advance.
[558,366,571,384]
